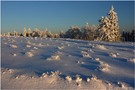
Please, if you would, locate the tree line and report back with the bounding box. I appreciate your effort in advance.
[1,5,134,42]
[121,30,134,42]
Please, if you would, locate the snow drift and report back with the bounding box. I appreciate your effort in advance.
[1,36,134,89]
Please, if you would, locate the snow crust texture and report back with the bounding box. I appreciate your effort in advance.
[1,36,134,90]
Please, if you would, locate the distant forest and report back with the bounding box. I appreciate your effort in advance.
[121,30,134,42]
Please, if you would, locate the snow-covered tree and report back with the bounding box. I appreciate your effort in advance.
[59,31,65,38]
[40,28,48,38]
[7,32,11,37]
[81,23,97,40]
[97,5,120,42]
[31,28,55,38]
[31,28,40,37]
[65,26,82,39]
[41,30,47,38]
[47,31,54,38]
[23,27,27,37]
[14,31,18,37]
[28,28,32,37]
[54,34,59,38]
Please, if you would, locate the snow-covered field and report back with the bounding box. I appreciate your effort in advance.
[1,36,135,89]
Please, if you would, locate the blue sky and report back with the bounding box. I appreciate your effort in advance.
[1,1,134,33]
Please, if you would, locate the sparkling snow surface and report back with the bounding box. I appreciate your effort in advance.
[1,36,135,89]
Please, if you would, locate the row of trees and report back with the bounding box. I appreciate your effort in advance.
[3,25,134,42]
[21,28,59,38]
[4,28,59,38]
[2,6,134,42]
[64,5,121,42]
[64,23,97,40]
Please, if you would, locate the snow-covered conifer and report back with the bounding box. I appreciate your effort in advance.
[23,27,27,37]
[7,32,11,37]
[16,31,19,37]
[28,28,32,37]
[97,5,120,42]
[42,29,48,38]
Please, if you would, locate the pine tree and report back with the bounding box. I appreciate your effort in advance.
[14,31,17,37]
[42,29,48,38]
[23,27,27,37]
[28,28,32,37]
[7,32,11,37]
[98,5,120,42]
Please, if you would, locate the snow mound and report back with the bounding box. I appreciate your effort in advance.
[81,51,92,58]
[95,58,100,61]
[77,61,80,64]
[91,74,98,81]
[129,58,135,63]
[25,51,34,57]
[9,44,17,48]
[82,54,91,58]
[33,47,38,50]
[15,75,26,79]
[88,43,92,46]
[75,75,82,83]
[87,49,94,53]
[38,43,43,47]
[67,44,70,46]
[50,71,62,76]
[27,40,31,44]
[11,39,16,43]
[87,78,91,82]
[117,81,128,88]
[81,61,85,64]
[41,71,62,78]
[8,69,15,73]
[40,73,48,78]
[75,75,82,87]
[11,53,17,56]
[58,46,64,50]
[55,51,63,55]
[116,53,120,55]
[2,68,15,74]
[109,53,117,58]
[45,43,49,46]
[99,61,110,72]
[94,44,107,50]
[47,55,60,60]
[26,45,31,48]
[65,76,72,82]
[77,61,84,64]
